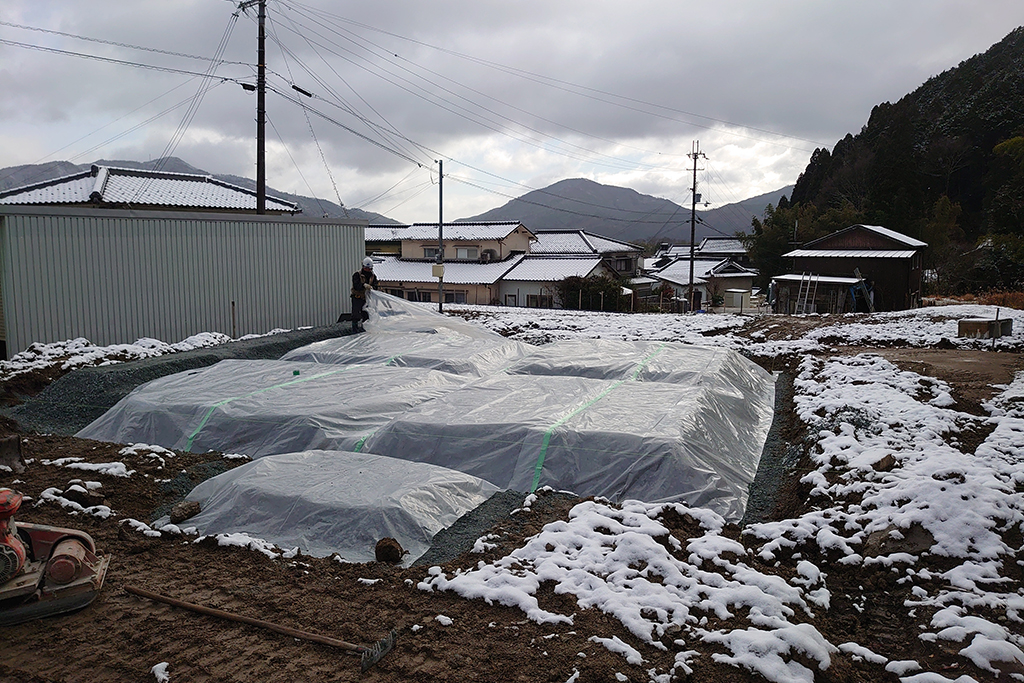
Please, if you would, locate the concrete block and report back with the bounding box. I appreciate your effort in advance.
[958,318,1012,339]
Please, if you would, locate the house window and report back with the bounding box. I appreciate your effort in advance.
[527,294,552,308]
[444,291,467,304]
[615,258,631,272]
[505,294,517,306]
[455,247,478,260]
[387,288,404,298]
[411,291,433,302]
[423,247,439,259]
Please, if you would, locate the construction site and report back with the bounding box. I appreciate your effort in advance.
[1,296,1023,682]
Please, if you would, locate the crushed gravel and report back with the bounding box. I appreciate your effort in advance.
[2,323,356,436]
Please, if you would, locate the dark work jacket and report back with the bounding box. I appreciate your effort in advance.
[351,268,378,299]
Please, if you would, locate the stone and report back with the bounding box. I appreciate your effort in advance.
[169,500,201,524]
[375,537,406,563]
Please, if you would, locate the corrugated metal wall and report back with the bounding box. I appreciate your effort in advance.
[0,207,365,357]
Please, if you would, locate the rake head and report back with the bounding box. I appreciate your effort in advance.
[359,628,397,673]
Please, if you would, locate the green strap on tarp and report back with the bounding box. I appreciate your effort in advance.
[529,343,668,492]
[184,366,356,452]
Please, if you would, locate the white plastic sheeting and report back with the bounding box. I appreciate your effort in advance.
[359,349,774,519]
[280,328,528,377]
[77,360,469,457]
[177,450,499,563]
[78,291,775,521]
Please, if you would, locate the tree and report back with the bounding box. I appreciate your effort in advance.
[554,275,626,312]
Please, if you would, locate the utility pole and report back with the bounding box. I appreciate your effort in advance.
[437,160,444,312]
[240,0,268,213]
[256,0,266,214]
[687,141,706,313]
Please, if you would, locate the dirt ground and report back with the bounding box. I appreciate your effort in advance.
[1,320,1021,683]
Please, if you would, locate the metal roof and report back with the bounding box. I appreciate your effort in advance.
[0,165,299,212]
[372,254,523,284]
[773,273,861,285]
[502,257,604,281]
[400,221,529,241]
[783,249,918,259]
[531,230,641,255]
[801,224,927,249]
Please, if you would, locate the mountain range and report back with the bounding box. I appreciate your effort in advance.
[0,158,790,244]
[463,178,791,244]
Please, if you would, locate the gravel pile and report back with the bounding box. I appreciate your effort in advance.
[3,323,355,436]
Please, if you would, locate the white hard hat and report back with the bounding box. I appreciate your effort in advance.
[362,257,374,269]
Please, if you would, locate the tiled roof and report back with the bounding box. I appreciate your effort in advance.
[0,165,299,212]
[372,254,524,284]
[501,257,604,281]
[650,258,755,287]
[400,221,528,241]
[531,230,641,255]
[697,237,746,255]
[782,249,919,259]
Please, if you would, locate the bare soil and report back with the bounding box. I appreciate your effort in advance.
[1,321,1021,683]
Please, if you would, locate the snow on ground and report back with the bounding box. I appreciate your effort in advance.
[420,347,1024,681]
[7,301,1024,681]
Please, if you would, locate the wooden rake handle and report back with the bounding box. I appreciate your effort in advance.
[124,584,363,653]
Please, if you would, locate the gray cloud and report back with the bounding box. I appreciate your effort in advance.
[2,0,1023,222]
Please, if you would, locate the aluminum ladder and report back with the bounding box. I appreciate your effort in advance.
[794,272,818,314]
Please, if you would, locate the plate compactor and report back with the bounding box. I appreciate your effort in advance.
[0,488,110,626]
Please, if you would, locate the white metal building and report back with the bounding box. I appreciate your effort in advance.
[0,205,365,359]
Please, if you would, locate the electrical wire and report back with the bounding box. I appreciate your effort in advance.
[0,20,249,65]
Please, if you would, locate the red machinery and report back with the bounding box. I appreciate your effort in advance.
[0,488,110,625]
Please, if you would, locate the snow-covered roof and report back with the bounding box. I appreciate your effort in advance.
[501,257,604,281]
[400,221,530,241]
[801,224,927,250]
[531,230,641,255]
[372,254,523,284]
[782,249,919,259]
[365,225,409,241]
[696,237,746,255]
[0,165,299,213]
[772,273,861,285]
[651,258,756,287]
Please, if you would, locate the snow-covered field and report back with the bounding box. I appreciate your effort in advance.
[4,302,1024,682]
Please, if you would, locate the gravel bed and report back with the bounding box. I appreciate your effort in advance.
[2,323,356,436]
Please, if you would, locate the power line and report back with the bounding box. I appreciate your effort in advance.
[0,38,247,83]
[0,20,249,65]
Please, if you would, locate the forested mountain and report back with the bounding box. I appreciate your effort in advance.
[745,26,1024,291]
[463,177,793,246]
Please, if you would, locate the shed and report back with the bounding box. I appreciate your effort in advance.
[0,205,365,359]
[780,224,927,312]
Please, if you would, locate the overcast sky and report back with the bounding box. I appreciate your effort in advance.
[2,1,1023,223]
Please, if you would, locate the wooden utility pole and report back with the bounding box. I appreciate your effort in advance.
[687,141,706,313]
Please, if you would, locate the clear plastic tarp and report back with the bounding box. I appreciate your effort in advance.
[359,360,774,520]
[77,360,470,457]
[78,291,776,521]
[173,450,499,563]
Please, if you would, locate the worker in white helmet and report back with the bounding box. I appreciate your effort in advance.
[345,256,378,332]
